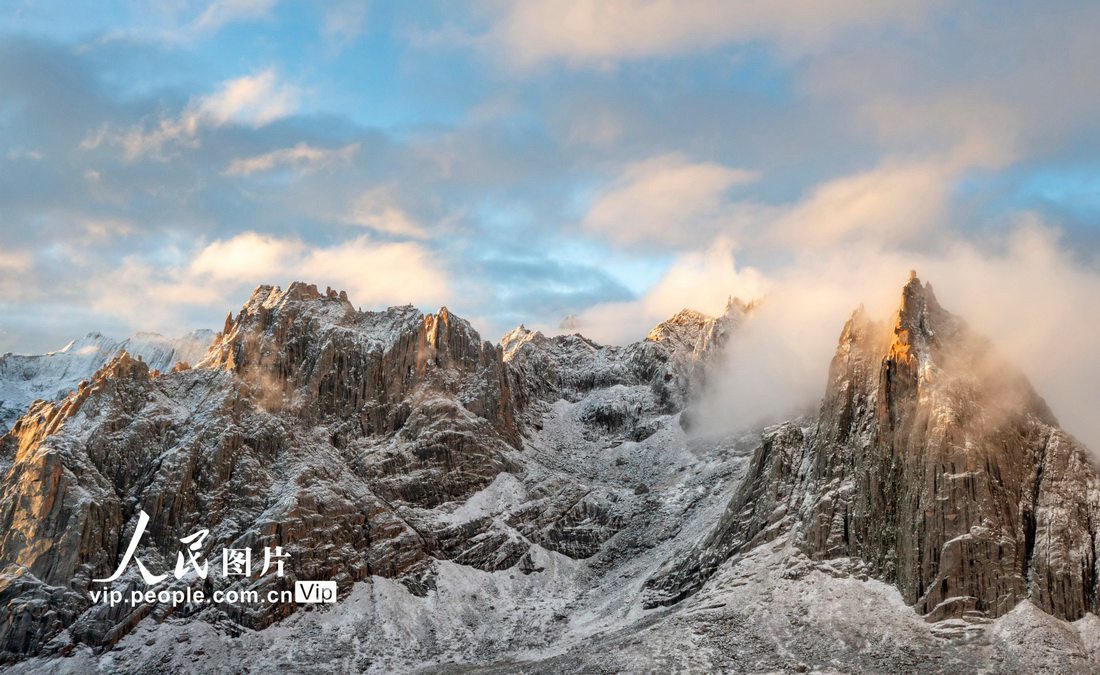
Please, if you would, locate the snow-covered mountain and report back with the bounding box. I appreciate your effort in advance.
[0,330,214,435]
[2,277,1099,673]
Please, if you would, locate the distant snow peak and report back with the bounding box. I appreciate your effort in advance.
[0,328,214,434]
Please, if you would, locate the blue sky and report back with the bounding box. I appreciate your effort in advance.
[2,0,1100,356]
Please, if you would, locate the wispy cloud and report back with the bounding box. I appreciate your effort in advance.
[583,155,757,247]
[193,0,279,34]
[321,0,370,44]
[90,231,452,330]
[225,142,359,176]
[483,0,938,69]
[342,187,430,239]
[82,69,299,161]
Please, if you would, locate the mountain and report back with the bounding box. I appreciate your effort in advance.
[0,330,214,434]
[645,273,1100,623]
[0,282,745,668]
[2,276,1099,673]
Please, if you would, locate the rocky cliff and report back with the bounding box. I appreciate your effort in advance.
[645,274,1100,623]
[0,281,740,664]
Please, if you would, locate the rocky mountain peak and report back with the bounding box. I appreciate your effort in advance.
[888,271,951,367]
[724,295,756,317]
[645,309,712,343]
[647,273,1100,624]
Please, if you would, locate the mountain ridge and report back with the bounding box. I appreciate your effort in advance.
[1,274,1098,672]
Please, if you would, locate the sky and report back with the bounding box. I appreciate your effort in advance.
[3,1,1100,445]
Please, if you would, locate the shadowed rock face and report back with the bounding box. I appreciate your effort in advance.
[647,275,1100,622]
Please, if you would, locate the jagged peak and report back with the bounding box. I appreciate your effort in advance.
[500,324,532,343]
[833,272,954,358]
[500,324,550,360]
[898,271,942,322]
[96,349,150,380]
[724,296,758,317]
[284,280,323,302]
[890,271,953,365]
[244,283,279,307]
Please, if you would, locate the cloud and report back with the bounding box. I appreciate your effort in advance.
[342,187,430,239]
[321,1,370,44]
[485,0,937,69]
[583,155,757,247]
[558,238,767,345]
[198,69,298,126]
[766,161,951,247]
[582,155,955,251]
[84,69,299,161]
[0,250,32,274]
[189,232,301,281]
[79,217,135,242]
[688,220,1100,455]
[87,232,452,334]
[193,0,279,33]
[189,232,449,309]
[225,142,360,176]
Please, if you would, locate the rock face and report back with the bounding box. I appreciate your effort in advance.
[0,330,214,434]
[646,275,1100,622]
[0,282,741,664]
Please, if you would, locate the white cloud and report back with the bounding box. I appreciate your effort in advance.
[197,69,298,127]
[486,0,937,69]
[85,70,299,161]
[79,218,135,241]
[298,239,447,308]
[193,0,278,33]
[583,155,954,251]
[225,142,359,176]
[189,232,301,280]
[767,161,951,247]
[583,155,757,247]
[321,0,370,43]
[0,250,31,273]
[560,238,767,345]
[342,188,429,239]
[88,232,451,334]
[687,221,1100,455]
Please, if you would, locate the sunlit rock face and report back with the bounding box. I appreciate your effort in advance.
[646,275,1100,622]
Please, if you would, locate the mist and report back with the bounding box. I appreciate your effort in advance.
[562,223,1100,454]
